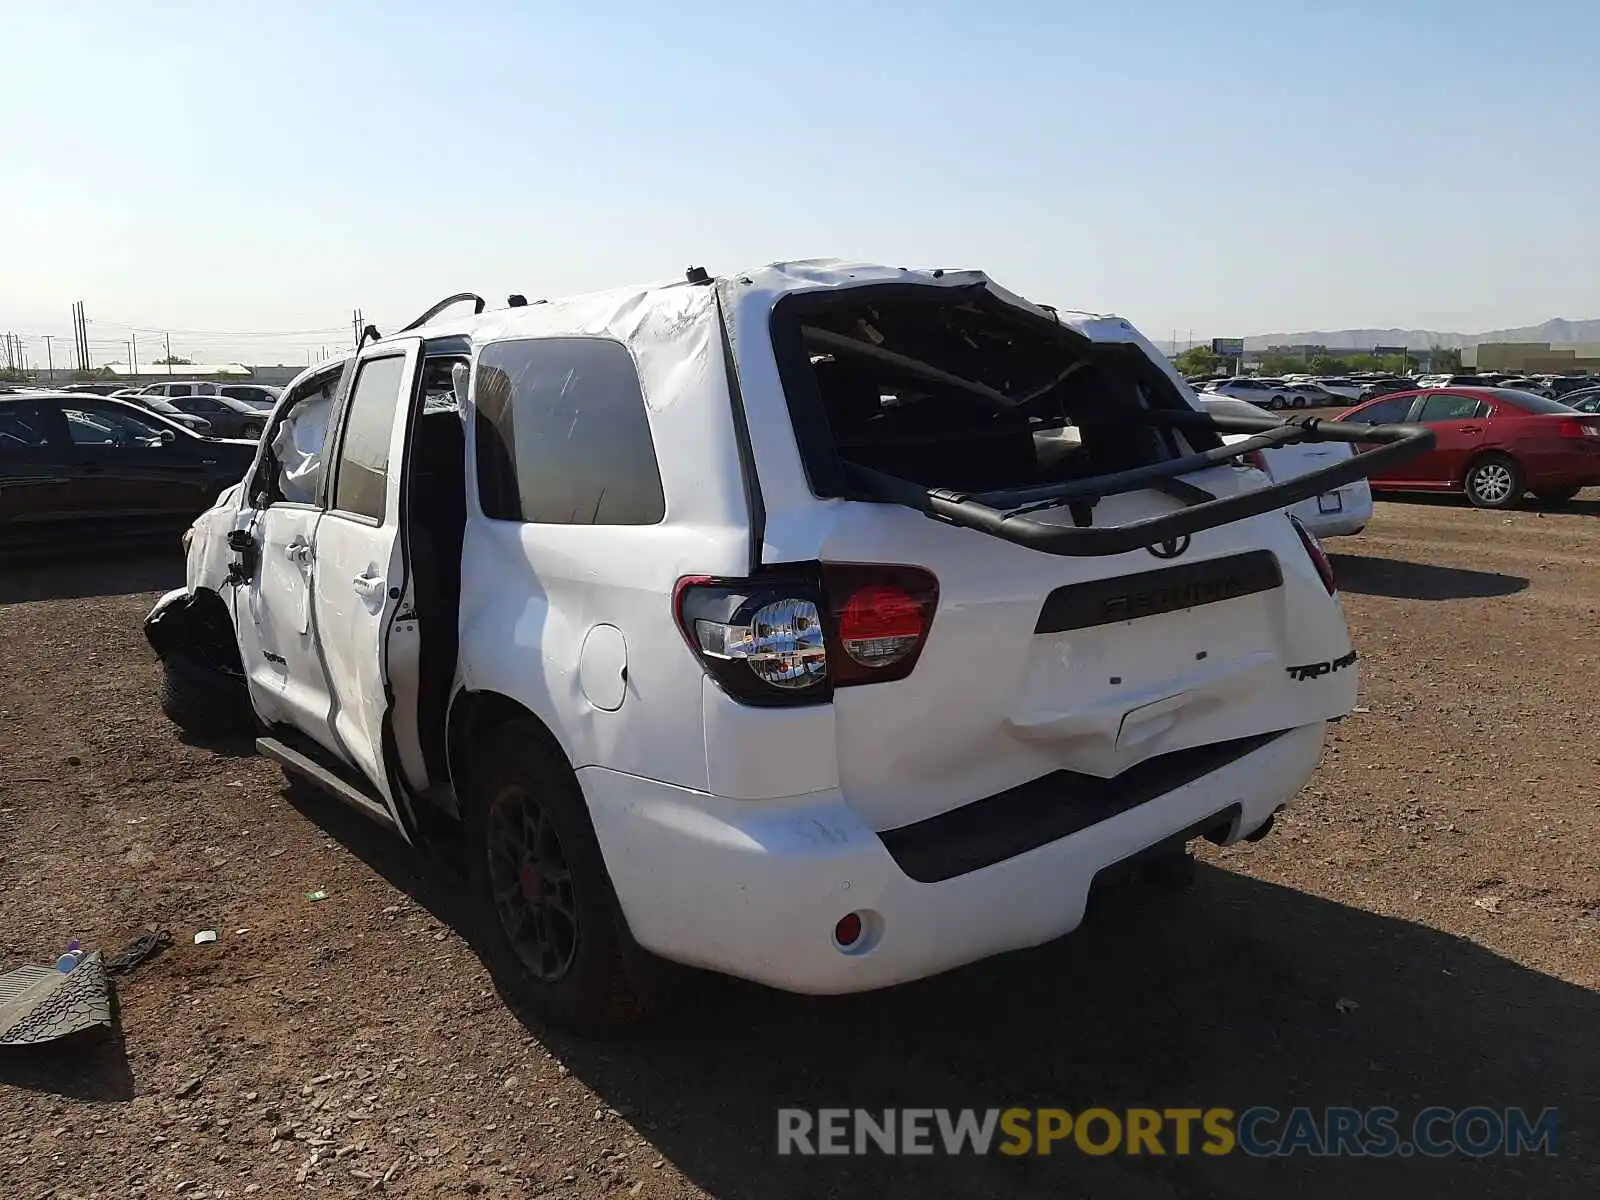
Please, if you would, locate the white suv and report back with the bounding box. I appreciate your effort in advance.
[143,262,1427,1028]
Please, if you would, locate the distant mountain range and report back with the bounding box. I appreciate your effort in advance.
[1242,317,1600,352]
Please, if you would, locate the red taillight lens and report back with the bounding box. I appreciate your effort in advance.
[674,563,939,703]
[837,584,924,667]
[1559,418,1600,439]
[1289,516,1336,595]
[821,563,939,687]
[1243,449,1272,477]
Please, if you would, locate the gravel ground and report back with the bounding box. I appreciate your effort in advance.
[1,493,1598,1199]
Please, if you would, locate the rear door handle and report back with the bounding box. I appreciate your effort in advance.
[1459,425,1482,433]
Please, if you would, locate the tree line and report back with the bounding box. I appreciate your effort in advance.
[1174,346,1462,377]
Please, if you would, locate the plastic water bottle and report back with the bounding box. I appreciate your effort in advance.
[56,939,83,973]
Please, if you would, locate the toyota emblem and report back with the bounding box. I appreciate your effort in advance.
[1148,534,1191,560]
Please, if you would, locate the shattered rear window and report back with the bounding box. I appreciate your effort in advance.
[770,288,1185,496]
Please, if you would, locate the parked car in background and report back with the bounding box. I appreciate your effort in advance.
[1311,377,1364,403]
[1357,377,1418,401]
[116,392,215,435]
[1201,397,1372,536]
[1420,374,1494,389]
[1550,376,1600,398]
[1337,387,1600,508]
[1496,377,1554,398]
[1563,390,1600,414]
[1205,377,1296,409]
[0,392,257,550]
[218,383,281,410]
[141,380,279,406]
[163,393,269,440]
[58,382,130,397]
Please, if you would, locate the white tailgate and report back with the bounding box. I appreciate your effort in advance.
[813,468,1356,831]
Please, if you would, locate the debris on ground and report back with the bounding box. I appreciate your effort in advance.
[0,952,114,1046]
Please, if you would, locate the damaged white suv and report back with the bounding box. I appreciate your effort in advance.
[145,262,1428,1028]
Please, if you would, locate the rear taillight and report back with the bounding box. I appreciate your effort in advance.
[674,564,939,705]
[1559,418,1600,438]
[1243,449,1272,476]
[1289,516,1336,595]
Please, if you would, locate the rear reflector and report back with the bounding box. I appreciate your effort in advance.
[834,912,863,947]
[1289,516,1336,594]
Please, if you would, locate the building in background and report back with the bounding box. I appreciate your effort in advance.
[1464,343,1600,373]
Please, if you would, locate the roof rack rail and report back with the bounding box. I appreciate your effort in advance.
[397,293,486,334]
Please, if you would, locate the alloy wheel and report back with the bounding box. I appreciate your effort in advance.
[1470,462,1514,505]
[486,784,580,981]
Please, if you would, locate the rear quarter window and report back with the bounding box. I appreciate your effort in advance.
[473,337,665,525]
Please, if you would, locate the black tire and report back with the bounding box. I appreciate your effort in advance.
[1464,453,1525,509]
[1533,485,1582,505]
[1290,394,1306,409]
[160,654,254,739]
[1268,395,1286,411]
[466,721,666,1030]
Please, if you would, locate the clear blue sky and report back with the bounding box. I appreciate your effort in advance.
[3,1,1598,366]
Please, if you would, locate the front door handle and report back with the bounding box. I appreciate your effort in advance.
[1458,425,1482,433]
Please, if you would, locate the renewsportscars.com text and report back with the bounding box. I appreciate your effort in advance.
[777,1107,1557,1158]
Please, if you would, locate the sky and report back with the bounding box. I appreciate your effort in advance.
[3,1,1599,367]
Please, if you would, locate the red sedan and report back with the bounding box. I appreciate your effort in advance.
[1336,387,1600,509]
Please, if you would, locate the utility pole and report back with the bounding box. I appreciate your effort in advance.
[165,332,173,375]
[131,331,138,377]
[43,335,53,380]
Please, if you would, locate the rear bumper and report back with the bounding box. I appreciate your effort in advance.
[581,721,1326,994]
[1520,448,1600,489]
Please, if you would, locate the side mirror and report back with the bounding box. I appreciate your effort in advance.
[160,428,175,443]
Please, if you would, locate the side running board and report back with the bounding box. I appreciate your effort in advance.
[257,737,399,833]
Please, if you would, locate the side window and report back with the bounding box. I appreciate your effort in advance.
[332,355,408,521]
[474,338,665,525]
[1350,396,1413,425]
[65,402,167,447]
[0,402,58,451]
[1417,394,1486,423]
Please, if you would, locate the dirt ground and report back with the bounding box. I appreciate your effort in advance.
[2,491,1598,1200]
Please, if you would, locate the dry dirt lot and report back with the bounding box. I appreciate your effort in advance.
[2,492,1598,1200]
